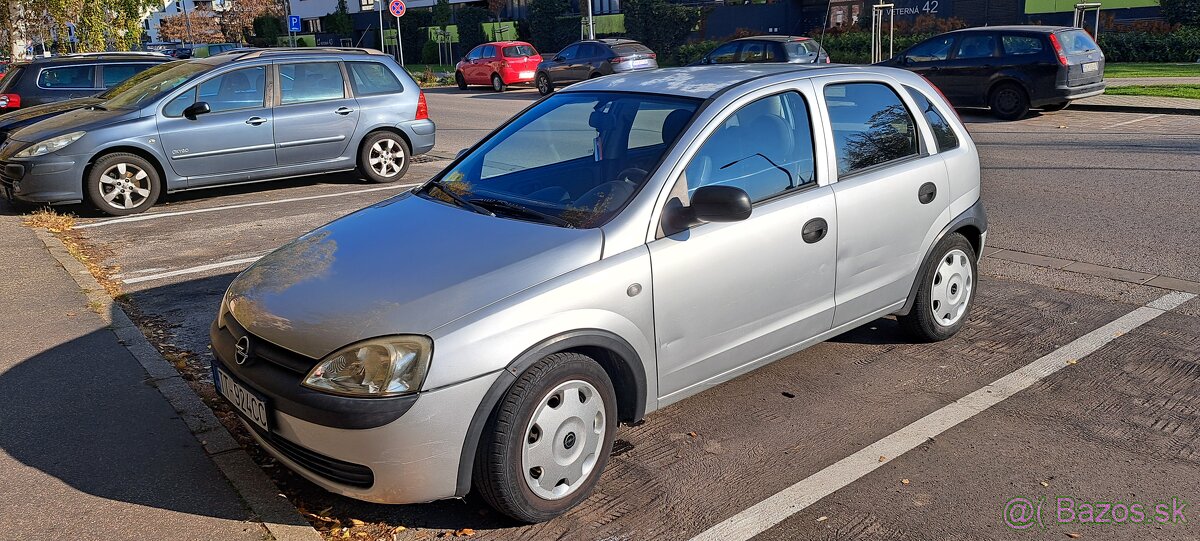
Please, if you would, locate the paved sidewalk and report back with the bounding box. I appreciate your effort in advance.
[0,214,265,541]
[1106,76,1200,87]
[1074,92,1200,114]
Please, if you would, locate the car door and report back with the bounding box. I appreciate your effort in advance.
[649,86,837,401]
[156,65,276,182]
[940,32,999,107]
[816,77,950,328]
[272,61,361,166]
[898,34,954,98]
[547,45,579,84]
[464,46,485,84]
[572,43,600,79]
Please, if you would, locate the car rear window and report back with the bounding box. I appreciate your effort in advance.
[612,43,652,56]
[503,45,536,57]
[0,66,23,92]
[1056,29,1099,54]
[904,85,959,152]
[38,65,96,89]
[1002,35,1044,55]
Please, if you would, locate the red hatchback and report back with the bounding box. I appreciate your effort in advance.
[455,41,543,91]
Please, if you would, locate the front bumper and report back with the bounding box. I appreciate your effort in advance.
[0,152,88,205]
[211,317,501,504]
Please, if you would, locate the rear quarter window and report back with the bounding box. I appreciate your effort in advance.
[904,85,959,152]
[1002,35,1044,56]
[347,62,403,96]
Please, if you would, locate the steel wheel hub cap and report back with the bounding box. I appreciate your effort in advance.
[98,163,150,210]
[369,139,404,177]
[522,379,606,500]
[930,248,973,326]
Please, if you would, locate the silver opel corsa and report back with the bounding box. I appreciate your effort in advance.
[210,64,985,522]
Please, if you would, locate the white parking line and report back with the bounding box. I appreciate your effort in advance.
[122,256,264,284]
[1103,113,1163,129]
[76,183,420,229]
[691,290,1197,541]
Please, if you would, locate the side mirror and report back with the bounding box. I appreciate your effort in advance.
[553,55,563,62]
[183,101,211,120]
[666,185,752,231]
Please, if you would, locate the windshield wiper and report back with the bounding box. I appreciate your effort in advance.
[469,198,574,228]
[421,181,495,217]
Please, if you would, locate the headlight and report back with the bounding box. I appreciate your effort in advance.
[14,131,86,158]
[302,336,432,397]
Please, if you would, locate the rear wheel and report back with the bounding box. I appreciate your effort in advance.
[1041,101,1069,112]
[85,153,161,216]
[474,352,617,523]
[989,82,1029,121]
[536,72,553,96]
[358,131,411,183]
[492,73,507,92]
[899,233,977,342]
[455,71,468,90]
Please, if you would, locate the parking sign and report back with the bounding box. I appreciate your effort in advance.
[389,0,405,17]
[288,15,301,33]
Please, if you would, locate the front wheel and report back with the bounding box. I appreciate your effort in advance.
[536,73,553,96]
[455,71,468,90]
[492,73,507,92]
[474,352,617,523]
[86,153,161,216]
[358,132,411,183]
[898,233,977,342]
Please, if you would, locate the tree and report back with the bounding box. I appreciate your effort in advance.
[253,15,283,46]
[456,6,489,53]
[216,0,283,44]
[1159,0,1200,26]
[486,0,506,39]
[528,0,570,52]
[158,10,224,43]
[623,0,701,63]
[432,0,452,29]
[325,0,354,38]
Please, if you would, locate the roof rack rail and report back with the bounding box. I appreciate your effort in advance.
[63,51,170,57]
[231,47,385,60]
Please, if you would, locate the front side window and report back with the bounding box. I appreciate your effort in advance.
[905,36,954,63]
[1002,35,1044,55]
[428,92,700,228]
[102,64,155,89]
[558,45,579,60]
[279,62,346,104]
[955,35,997,59]
[904,85,959,152]
[347,62,402,96]
[196,66,266,113]
[709,42,740,64]
[824,82,920,176]
[682,91,816,203]
[38,65,96,89]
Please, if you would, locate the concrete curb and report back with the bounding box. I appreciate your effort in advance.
[1069,103,1200,116]
[32,228,322,541]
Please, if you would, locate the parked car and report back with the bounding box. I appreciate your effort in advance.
[209,63,984,522]
[535,38,657,96]
[0,52,171,114]
[0,48,434,215]
[692,35,831,65]
[455,41,543,92]
[880,25,1105,120]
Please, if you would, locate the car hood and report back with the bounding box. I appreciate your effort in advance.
[226,193,604,360]
[6,105,138,144]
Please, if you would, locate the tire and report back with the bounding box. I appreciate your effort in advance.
[492,73,507,92]
[588,72,602,79]
[85,152,161,216]
[358,131,411,183]
[1041,101,1069,112]
[989,83,1029,121]
[536,72,553,96]
[474,352,618,523]
[455,71,468,90]
[898,233,978,342]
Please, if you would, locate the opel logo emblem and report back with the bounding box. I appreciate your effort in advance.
[234,336,251,365]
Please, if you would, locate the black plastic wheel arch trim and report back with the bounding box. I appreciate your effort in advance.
[453,329,648,497]
[895,199,988,317]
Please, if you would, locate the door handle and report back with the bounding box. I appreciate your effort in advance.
[801,218,828,244]
[245,116,267,126]
[335,107,354,115]
[918,182,937,204]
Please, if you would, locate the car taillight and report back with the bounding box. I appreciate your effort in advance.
[0,93,19,109]
[1048,33,1069,66]
[415,91,429,120]
[647,53,656,59]
[609,56,626,64]
[825,56,831,63]
[919,74,961,122]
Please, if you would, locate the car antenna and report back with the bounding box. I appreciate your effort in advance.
[818,0,832,59]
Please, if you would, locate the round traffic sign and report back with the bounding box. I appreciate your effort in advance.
[389,0,406,17]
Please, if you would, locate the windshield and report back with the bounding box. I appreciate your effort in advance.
[100,61,210,109]
[426,92,700,228]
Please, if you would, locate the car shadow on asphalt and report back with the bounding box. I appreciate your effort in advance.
[827,316,915,345]
[424,87,541,102]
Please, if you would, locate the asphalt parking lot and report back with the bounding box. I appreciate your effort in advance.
[13,87,1200,540]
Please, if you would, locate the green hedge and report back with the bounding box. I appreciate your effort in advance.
[1097,28,1200,63]
[813,32,939,64]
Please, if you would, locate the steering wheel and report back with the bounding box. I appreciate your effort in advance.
[615,167,648,184]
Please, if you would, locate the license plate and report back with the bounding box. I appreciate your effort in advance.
[519,70,534,79]
[633,59,652,69]
[1082,62,1099,73]
[214,365,271,431]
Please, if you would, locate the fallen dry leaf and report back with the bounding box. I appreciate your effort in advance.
[457,528,476,536]
[1066,359,1078,365]
[1041,481,1050,487]
[394,525,407,533]
[350,519,366,527]
[879,455,888,462]
[816,516,828,522]
[901,479,910,485]
[1067,533,1081,539]
[688,432,698,438]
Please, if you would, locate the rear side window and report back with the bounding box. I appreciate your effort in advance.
[38,65,96,89]
[347,62,402,96]
[955,35,997,59]
[503,45,536,57]
[739,41,776,62]
[102,64,155,89]
[904,85,959,152]
[1056,29,1099,54]
[612,43,652,56]
[482,45,496,58]
[824,82,920,176]
[279,62,346,104]
[1002,35,1044,56]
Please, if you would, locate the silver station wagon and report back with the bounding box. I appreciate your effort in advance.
[210,64,985,522]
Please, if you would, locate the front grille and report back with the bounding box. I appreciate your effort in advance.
[251,424,375,488]
[223,314,316,375]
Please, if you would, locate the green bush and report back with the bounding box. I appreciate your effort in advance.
[529,0,577,53]
[422,38,441,63]
[456,7,491,54]
[624,0,702,64]
[676,40,719,65]
[1097,27,1200,63]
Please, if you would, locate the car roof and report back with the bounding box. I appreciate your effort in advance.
[215,47,391,62]
[948,25,1074,34]
[18,52,171,66]
[562,63,881,99]
[732,35,813,42]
